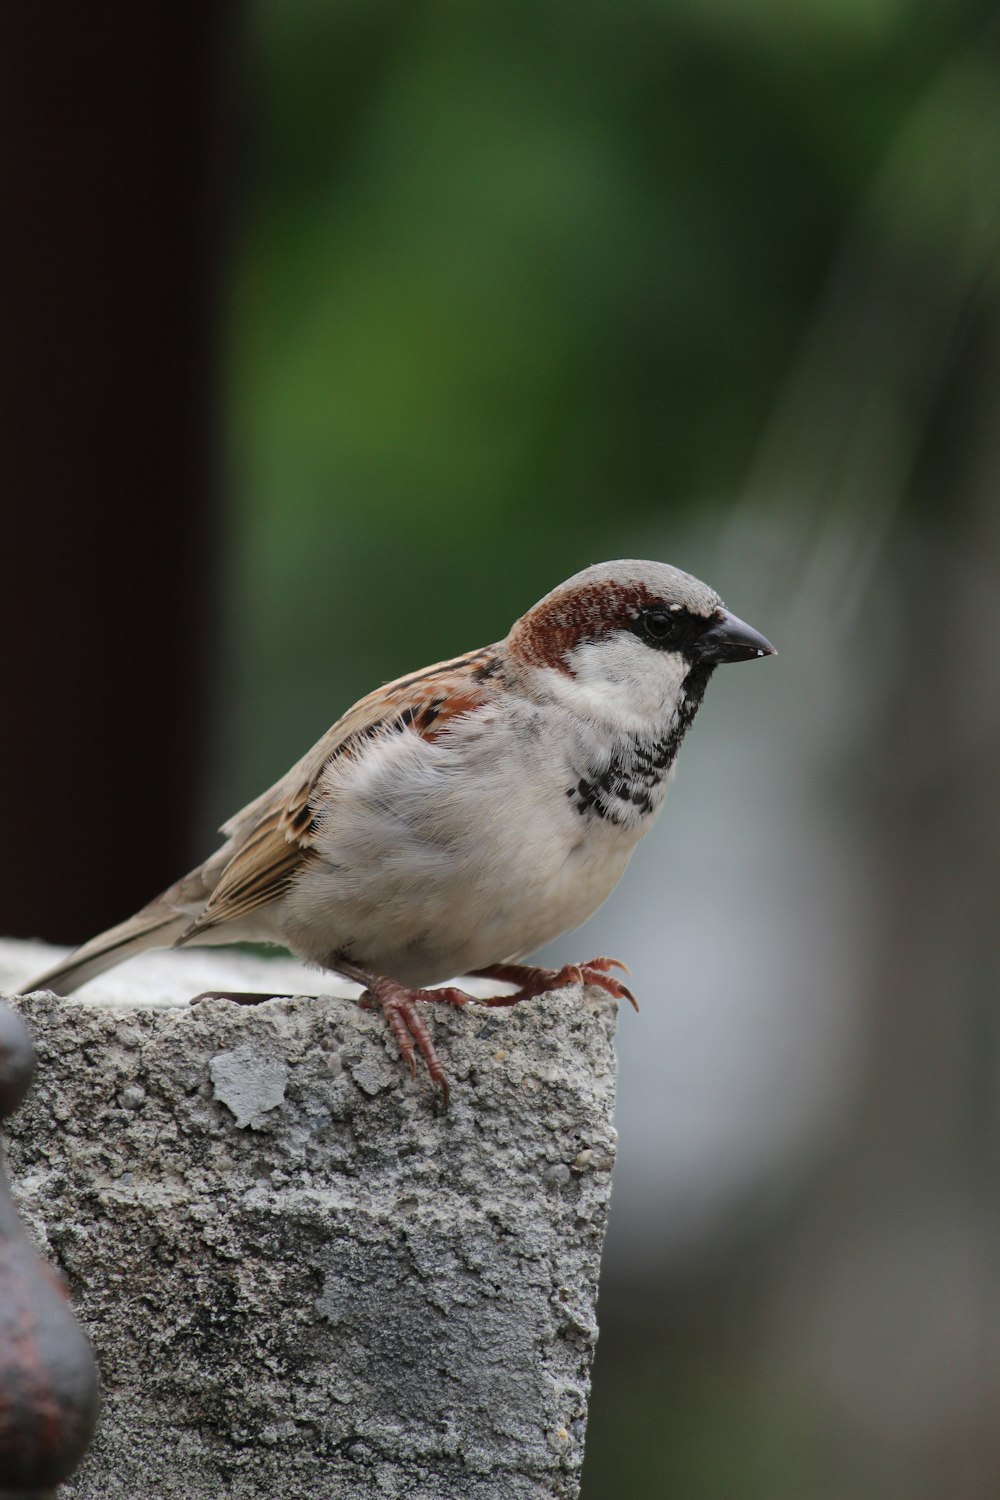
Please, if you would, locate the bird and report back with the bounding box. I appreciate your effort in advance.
[24,559,775,1102]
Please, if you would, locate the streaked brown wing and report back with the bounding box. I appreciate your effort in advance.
[183,646,501,937]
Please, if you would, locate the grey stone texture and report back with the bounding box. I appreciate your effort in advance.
[0,940,618,1499]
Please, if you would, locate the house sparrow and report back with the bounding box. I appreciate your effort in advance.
[25,560,774,1101]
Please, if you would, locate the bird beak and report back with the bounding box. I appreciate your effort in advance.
[699,609,777,664]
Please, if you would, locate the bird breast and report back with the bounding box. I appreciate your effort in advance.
[276,702,663,986]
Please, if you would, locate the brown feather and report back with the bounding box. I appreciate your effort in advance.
[183,646,503,939]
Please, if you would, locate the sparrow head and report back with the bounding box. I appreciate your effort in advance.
[508,559,775,725]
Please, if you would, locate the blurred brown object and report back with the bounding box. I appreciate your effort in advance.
[0,6,238,942]
[0,1002,100,1493]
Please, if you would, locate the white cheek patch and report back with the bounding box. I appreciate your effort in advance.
[544,635,689,726]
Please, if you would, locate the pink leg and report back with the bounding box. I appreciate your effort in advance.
[335,960,476,1107]
[469,956,639,1012]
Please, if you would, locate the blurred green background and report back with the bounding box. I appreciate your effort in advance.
[211,3,1000,1498]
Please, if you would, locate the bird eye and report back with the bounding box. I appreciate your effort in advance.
[642,609,676,642]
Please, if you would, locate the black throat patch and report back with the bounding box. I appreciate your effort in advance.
[566,663,715,825]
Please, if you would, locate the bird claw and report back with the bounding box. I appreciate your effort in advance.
[574,957,639,1012]
[470,956,639,1012]
[580,954,631,979]
[359,982,474,1107]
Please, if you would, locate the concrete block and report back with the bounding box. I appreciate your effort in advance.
[0,940,618,1499]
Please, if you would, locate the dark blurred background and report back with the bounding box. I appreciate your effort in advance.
[5,3,1000,1496]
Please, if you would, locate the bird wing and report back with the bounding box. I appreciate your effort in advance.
[183,646,502,938]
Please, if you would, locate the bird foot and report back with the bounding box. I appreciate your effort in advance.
[470,956,639,1012]
[355,977,475,1107]
[191,977,472,1107]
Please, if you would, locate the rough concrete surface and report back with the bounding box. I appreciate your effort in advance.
[0,939,618,1500]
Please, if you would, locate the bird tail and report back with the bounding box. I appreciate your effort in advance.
[21,901,192,996]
